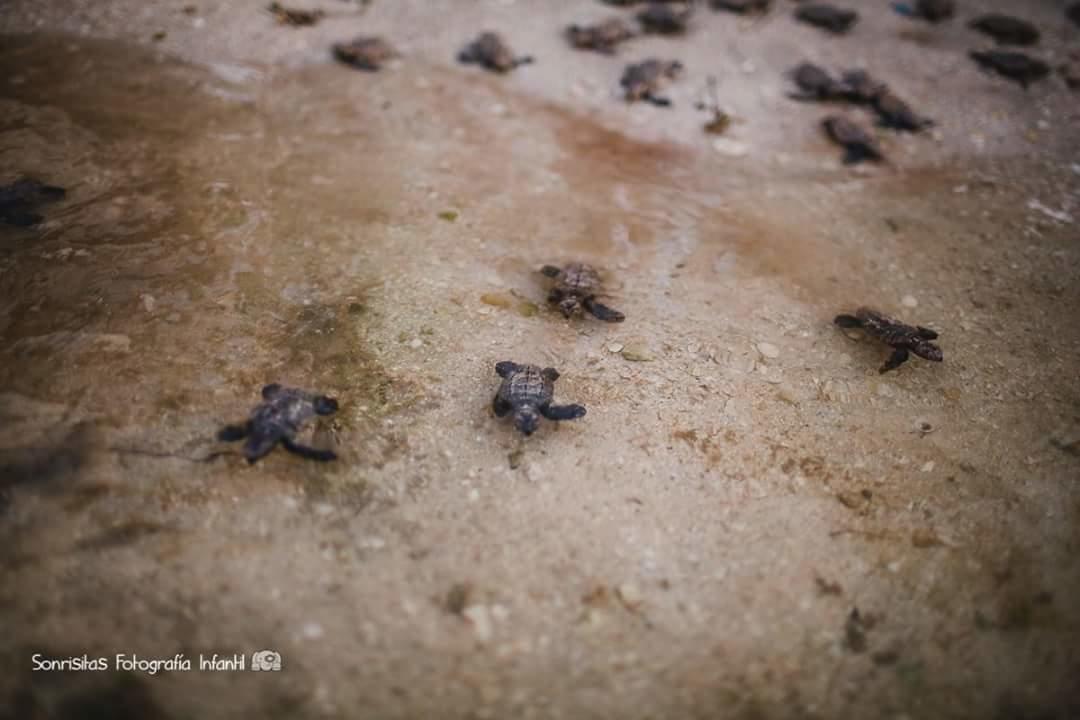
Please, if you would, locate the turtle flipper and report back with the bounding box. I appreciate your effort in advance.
[834,314,862,329]
[281,437,337,462]
[495,361,520,378]
[243,431,280,463]
[644,92,672,107]
[493,395,513,417]
[880,347,910,373]
[584,298,625,323]
[541,403,586,421]
[540,265,562,278]
[916,326,939,340]
[217,422,251,442]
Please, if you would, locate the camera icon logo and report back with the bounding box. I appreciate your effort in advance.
[251,650,282,672]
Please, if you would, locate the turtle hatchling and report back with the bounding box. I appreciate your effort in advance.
[822,115,884,164]
[968,14,1039,46]
[217,384,339,463]
[541,262,625,322]
[835,307,943,373]
[969,50,1049,88]
[566,18,638,54]
[621,59,683,106]
[788,62,848,101]
[333,36,397,71]
[912,0,954,23]
[0,177,65,227]
[458,32,533,73]
[711,0,772,15]
[795,3,859,34]
[637,2,693,34]
[267,2,324,26]
[493,362,586,436]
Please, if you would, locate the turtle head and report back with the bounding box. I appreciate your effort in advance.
[558,296,580,318]
[514,406,540,436]
[314,396,339,415]
[913,340,943,362]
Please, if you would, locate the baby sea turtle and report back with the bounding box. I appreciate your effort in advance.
[566,17,638,54]
[621,59,684,106]
[217,384,339,463]
[822,115,883,164]
[913,0,954,22]
[872,89,933,131]
[968,14,1039,46]
[637,2,693,34]
[788,62,848,100]
[795,3,858,34]
[711,0,771,15]
[969,50,1049,88]
[834,308,942,373]
[493,362,586,436]
[333,36,397,71]
[541,262,625,322]
[267,2,324,26]
[458,32,533,73]
[839,69,888,104]
[0,177,65,227]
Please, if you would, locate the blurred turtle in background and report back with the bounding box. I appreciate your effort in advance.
[795,3,858,34]
[969,50,1049,88]
[822,115,884,164]
[333,36,397,70]
[458,32,534,73]
[621,59,684,106]
[968,14,1039,46]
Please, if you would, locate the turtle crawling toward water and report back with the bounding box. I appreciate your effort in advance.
[458,32,533,73]
[835,308,942,373]
[0,177,65,227]
[621,59,684,106]
[218,384,339,463]
[541,262,625,322]
[795,3,859,34]
[493,362,586,436]
[566,17,638,54]
[788,62,848,101]
[823,115,884,164]
[969,50,1049,88]
[637,2,693,34]
[333,36,397,71]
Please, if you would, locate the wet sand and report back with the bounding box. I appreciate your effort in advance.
[1,1,1079,718]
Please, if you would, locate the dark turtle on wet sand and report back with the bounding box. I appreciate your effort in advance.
[267,2,324,26]
[621,59,684,106]
[795,3,858,34]
[458,32,533,73]
[493,362,586,436]
[333,36,397,71]
[541,262,626,322]
[969,50,1049,88]
[637,2,693,34]
[218,384,339,463]
[711,0,772,15]
[566,17,638,54]
[788,62,848,100]
[822,115,884,164]
[0,177,65,227]
[968,14,1039,46]
[835,308,942,373]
